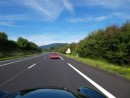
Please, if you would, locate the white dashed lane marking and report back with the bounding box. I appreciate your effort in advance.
[28,64,36,69]
[0,63,37,87]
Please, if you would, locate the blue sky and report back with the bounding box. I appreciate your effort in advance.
[0,0,130,46]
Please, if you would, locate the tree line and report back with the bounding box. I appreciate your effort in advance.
[0,32,42,57]
[54,21,130,65]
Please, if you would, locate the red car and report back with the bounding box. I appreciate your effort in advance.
[50,53,59,59]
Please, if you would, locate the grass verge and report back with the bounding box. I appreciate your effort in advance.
[64,54,130,80]
[0,52,41,61]
[0,54,35,61]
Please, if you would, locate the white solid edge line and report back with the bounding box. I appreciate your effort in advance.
[0,53,46,67]
[59,56,64,60]
[28,64,36,69]
[67,63,116,98]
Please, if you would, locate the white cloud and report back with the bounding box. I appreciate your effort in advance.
[95,16,112,22]
[23,0,73,20]
[89,0,122,8]
[24,0,52,18]
[71,0,130,9]
[0,21,15,27]
[112,12,130,19]
[0,0,74,21]
[1,0,129,22]
[0,14,27,21]
[0,14,28,27]
[62,0,74,12]
[67,16,92,23]
[67,16,111,23]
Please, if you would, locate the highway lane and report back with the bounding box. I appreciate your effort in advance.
[0,53,49,84]
[0,53,130,98]
[60,55,130,98]
[0,53,48,65]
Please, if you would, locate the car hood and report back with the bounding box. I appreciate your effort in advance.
[0,87,106,98]
[4,88,81,98]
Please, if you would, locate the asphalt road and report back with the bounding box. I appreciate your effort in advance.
[0,53,130,98]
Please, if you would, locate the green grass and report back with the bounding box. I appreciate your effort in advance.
[64,54,130,80]
[0,55,34,61]
[0,52,41,61]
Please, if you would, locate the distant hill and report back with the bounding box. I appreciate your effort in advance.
[40,43,67,50]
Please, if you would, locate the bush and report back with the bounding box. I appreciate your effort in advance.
[76,21,130,65]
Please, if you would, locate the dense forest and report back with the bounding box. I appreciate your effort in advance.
[54,21,130,65]
[0,32,42,58]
